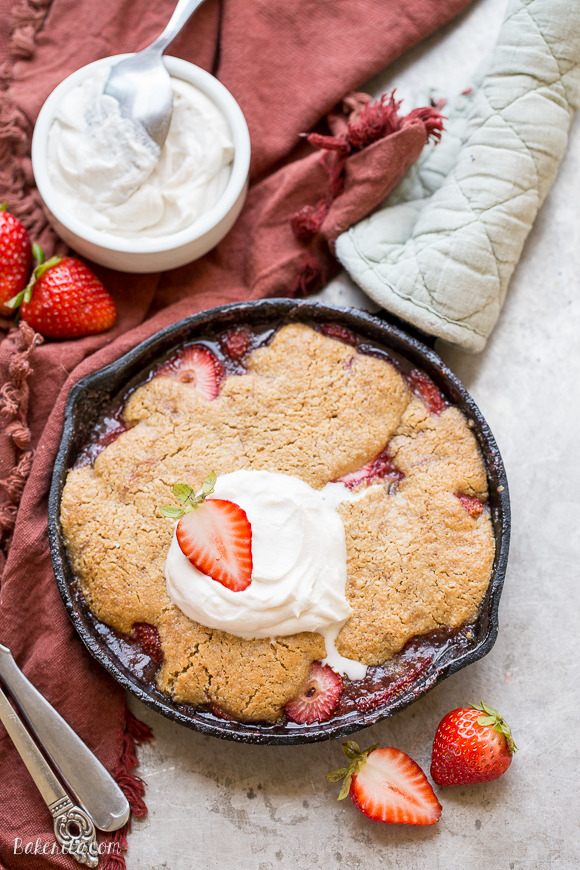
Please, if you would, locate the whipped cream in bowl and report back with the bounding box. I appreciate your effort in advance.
[48,70,235,238]
[32,55,250,272]
[165,469,368,680]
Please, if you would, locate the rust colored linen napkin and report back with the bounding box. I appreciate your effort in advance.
[0,0,473,866]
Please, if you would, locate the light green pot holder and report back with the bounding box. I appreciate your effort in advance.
[336,0,580,351]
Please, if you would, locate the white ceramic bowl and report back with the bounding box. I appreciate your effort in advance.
[32,56,251,273]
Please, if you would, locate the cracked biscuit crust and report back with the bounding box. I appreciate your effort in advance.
[60,323,494,723]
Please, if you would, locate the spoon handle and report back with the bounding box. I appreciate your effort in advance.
[149,0,209,55]
[0,644,129,832]
[0,684,99,866]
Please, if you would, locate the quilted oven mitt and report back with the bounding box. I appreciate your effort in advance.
[336,0,580,351]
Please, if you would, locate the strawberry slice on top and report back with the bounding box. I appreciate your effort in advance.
[155,345,223,400]
[177,498,252,592]
[160,472,252,592]
[328,742,442,826]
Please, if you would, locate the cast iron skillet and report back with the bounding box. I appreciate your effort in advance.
[48,299,510,744]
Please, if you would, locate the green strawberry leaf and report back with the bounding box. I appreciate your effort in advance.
[477,715,497,726]
[160,472,218,521]
[327,742,380,802]
[342,741,361,760]
[473,701,517,754]
[33,254,61,281]
[173,483,194,504]
[159,505,186,518]
[202,471,217,493]
[337,775,353,801]
[4,289,25,311]
[32,242,45,266]
[326,766,349,782]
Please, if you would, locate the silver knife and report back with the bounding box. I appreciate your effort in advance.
[0,643,130,832]
[0,683,99,866]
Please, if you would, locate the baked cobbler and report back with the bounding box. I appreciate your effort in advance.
[60,322,494,725]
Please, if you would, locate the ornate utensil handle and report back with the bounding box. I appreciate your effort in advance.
[49,797,99,867]
[0,684,99,866]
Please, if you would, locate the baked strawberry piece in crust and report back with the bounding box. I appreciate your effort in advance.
[407,369,446,415]
[456,493,485,519]
[155,345,223,400]
[284,662,343,724]
[220,326,253,361]
[336,444,404,490]
[132,623,164,664]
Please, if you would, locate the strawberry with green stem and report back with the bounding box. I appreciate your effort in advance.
[161,471,253,592]
[431,702,517,786]
[0,204,32,317]
[6,244,116,339]
[328,741,442,825]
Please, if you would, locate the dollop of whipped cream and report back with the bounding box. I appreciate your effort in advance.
[165,469,368,680]
[47,69,234,237]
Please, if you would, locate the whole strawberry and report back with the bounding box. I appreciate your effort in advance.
[7,246,116,339]
[431,702,517,786]
[0,204,32,317]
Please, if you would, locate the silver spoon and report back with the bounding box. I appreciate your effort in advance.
[103,0,209,150]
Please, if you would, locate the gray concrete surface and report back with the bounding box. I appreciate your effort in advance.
[126,1,580,867]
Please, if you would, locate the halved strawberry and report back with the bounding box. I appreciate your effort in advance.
[284,661,343,724]
[161,474,252,592]
[132,622,163,664]
[328,742,442,826]
[155,345,223,400]
[456,493,485,519]
[176,498,252,591]
[337,445,404,490]
[407,369,446,415]
[220,327,252,361]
